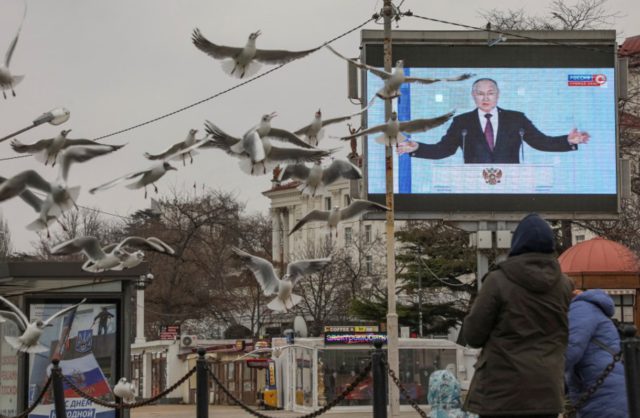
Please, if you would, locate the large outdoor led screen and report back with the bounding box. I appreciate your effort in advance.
[363,39,618,214]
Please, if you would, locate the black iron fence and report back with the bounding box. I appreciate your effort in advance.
[4,329,639,418]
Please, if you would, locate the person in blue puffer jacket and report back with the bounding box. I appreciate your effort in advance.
[565,289,628,418]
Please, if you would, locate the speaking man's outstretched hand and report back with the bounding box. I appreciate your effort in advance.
[567,128,590,145]
[397,140,419,155]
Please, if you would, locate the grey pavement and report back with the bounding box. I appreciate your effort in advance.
[131,404,428,418]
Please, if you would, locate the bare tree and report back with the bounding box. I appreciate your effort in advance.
[480,0,621,31]
[0,212,12,259]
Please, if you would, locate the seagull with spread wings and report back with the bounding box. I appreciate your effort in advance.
[289,198,389,237]
[326,46,474,100]
[231,247,331,312]
[0,1,26,99]
[192,29,320,79]
[278,159,362,197]
[144,128,205,166]
[294,108,365,147]
[51,236,174,273]
[0,296,86,353]
[204,121,334,176]
[101,237,174,270]
[340,111,455,147]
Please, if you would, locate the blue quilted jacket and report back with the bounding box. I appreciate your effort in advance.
[565,289,628,418]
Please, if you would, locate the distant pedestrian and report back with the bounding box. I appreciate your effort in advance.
[93,307,114,335]
[462,213,573,417]
[565,289,628,417]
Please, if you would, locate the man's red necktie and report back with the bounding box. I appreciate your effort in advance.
[484,113,495,151]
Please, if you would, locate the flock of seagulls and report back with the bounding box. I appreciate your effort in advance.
[0,11,473,371]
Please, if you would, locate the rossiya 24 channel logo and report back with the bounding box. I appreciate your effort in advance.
[568,74,607,86]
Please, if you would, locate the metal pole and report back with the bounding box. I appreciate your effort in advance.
[418,262,423,338]
[382,1,400,415]
[51,358,67,418]
[372,340,387,418]
[622,325,640,418]
[196,348,209,418]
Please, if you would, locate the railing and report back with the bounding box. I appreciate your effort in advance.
[14,328,640,417]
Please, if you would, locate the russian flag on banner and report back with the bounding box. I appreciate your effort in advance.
[51,354,112,399]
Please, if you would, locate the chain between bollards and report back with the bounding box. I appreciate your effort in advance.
[51,358,67,418]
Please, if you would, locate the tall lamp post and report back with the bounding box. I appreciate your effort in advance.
[135,273,154,344]
[382,1,400,415]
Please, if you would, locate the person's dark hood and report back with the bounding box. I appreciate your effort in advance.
[499,253,563,293]
[509,213,555,256]
[573,289,615,317]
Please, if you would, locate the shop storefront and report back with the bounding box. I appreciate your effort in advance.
[273,336,478,413]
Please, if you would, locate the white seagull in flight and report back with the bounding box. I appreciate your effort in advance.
[0,296,86,353]
[231,247,331,312]
[192,29,320,79]
[0,1,27,99]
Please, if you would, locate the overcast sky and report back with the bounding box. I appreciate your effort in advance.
[0,0,638,252]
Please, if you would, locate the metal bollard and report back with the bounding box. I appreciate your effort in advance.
[372,340,387,418]
[622,325,640,418]
[196,348,209,418]
[51,358,67,418]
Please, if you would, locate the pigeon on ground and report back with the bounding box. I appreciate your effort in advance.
[294,108,365,147]
[0,295,86,353]
[289,198,389,237]
[326,46,474,100]
[144,128,204,166]
[0,170,80,235]
[0,1,26,99]
[192,29,320,79]
[340,111,455,147]
[51,236,174,273]
[279,160,362,197]
[231,247,331,312]
[204,121,335,176]
[113,377,136,403]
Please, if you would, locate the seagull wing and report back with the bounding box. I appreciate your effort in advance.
[10,138,52,154]
[404,73,475,85]
[203,121,242,154]
[116,236,164,252]
[51,236,107,261]
[339,199,389,219]
[166,139,212,161]
[0,175,42,212]
[265,128,314,149]
[287,258,332,287]
[322,160,362,185]
[43,299,87,326]
[4,2,26,68]
[325,45,391,79]
[147,237,175,255]
[144,143,185,160]
[61,138,103,148]
[320,114,353,127]
[280,164,311,181]
[0,170,51,202]
[340,123,386,140]
[397,111,455,134]
[89,170,146,194]
[191,29,243,60]
[57,144,126,182]
[253,46,321,65]
[0,296,29,330]
[289,209,330,235]
[267,146,334,165]
[0,310,26,330]
[230,247,280,296]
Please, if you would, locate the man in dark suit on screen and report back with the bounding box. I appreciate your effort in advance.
[396,78,590,163]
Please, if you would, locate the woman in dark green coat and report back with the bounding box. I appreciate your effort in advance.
[462,214,573,418]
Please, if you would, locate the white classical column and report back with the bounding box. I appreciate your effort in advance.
[135,274,153,344]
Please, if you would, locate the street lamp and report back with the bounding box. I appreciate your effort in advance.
[0,107,71,143]
[135,273,154,344]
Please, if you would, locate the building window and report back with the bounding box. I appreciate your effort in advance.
[366,255,373,275]
[344,227,352,246]
[343,194,350,207]
[365,225,372,243]
[575,234,585,243]
[612,294,635,324]
[324,197,332,211]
